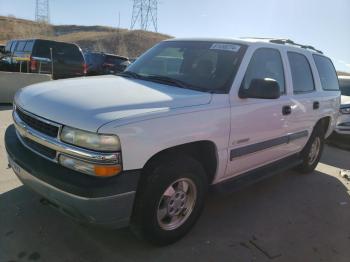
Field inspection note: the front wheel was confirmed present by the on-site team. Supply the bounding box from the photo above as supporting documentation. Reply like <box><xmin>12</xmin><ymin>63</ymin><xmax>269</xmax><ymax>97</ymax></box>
<box><xmin>296</xmin><ymin>127</ymin><xmax>324</xmax><ymax>173</ymax></box>
<box><xmin>130</xmin><ymin>155</ymin><xmax>208</xmax><ymax>245</ymax></box>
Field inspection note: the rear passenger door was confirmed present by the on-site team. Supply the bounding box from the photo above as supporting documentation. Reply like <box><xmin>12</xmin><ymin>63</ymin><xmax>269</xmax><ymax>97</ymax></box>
<box><xmin>285</xmin><ymin>51</ymin><xmax>317</xmax><ymax>152</ymax></box>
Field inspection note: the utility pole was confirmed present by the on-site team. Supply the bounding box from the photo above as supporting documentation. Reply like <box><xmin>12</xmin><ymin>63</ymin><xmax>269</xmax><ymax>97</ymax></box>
<box><xmin>35</xmin><ymin>0</ymin><xmax>50</xmax><ymax>23</ymax></box>
<box><xmin>130</xmin><ymin>0</ymin><xmax>158</xmax><ymax>32</ymax></box>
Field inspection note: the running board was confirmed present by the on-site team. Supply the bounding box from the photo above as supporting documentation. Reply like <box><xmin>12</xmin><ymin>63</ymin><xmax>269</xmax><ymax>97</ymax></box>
<box><xmin>211</xmin><ymin>154</ymin><xmax>302</xmax><ymax>194</ymax></box>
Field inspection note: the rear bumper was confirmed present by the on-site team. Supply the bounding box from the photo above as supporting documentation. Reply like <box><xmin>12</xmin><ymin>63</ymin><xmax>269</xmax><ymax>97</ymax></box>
<box><xmin>5</xmin><ymin>125</ymin><xmax>140</xmax><ymax>228</ymax></box>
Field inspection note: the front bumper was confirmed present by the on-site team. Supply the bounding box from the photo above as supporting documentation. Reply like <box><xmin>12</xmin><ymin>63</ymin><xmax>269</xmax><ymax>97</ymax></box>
<box><xmin>5</xmin><ymin>125</ymin><xmax>140</xmax><ymax>228</ymax></box>
<box><xmin>334</xmin><ymin>113</ymin><xmax>350</xmax><ymax>135</ymax></box>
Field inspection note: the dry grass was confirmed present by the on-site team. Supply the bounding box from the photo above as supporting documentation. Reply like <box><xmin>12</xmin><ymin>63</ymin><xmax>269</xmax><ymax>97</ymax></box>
<box><xmin>0</xmin><ymin>16</ymin><xmax>171</xmax><ymax>57</ymax></box>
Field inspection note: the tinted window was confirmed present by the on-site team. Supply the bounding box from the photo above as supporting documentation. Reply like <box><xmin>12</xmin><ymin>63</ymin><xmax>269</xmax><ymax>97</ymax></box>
<box><xmin>24</xmin><ymin>41</ymin><xmax>34</xmax><ymax>52</ymax></box>
<box><xmin>15</xmin><ymin>41</ymin><xmax>26</xmax><ymax>52</ymax></box>
<box><xmin>339</xmin><ymin>78</ymin><xmax>350</xmax><ymax>96</ymax></box>
<box><xmin>5</xmin><ymin>41</ymin><xmax>12</xmax><ymax>52</ymax></box>
<box><xmin>242</xmin><ymin>48</ymin><xmax>285</xmax><ymax>93</ymax></box>
<box><xmin>33</xmin><ymin>41</ymin><xmax>83</xmax><ymax>62</ymax></box>
<box><xmin>288</xmin><ymin>52</ymin><xmax>315</xmax><ymax>93</ymax></box>
<box><xmin>58</xmin><ymin>44</ymin><xmax>83</xmax><ymax>62</ymax></box>
<box><xmin>33</xmin><ymin>41</ymin><xmax>51</xmax><ymax>57</ymax></box>
<box><xmin>313</xmin><ymin>55</ymin><xmax>339</xmax><ymax>91</ymax></box>
<box><xmin>10</xmin><ymin>41</ymin><xmax>17</xmax><ymax>53</ymax></box>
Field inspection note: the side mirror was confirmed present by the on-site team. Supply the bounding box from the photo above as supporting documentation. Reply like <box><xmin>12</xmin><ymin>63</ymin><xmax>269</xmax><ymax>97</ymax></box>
<box><xmin>239</xmin><ymin>78</ymin><xmax>280</xmax><ymax>99</ymax></box>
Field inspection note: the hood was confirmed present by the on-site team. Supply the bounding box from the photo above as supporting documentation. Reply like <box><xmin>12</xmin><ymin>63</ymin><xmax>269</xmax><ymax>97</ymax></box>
<box><xmin>341</xmin><ymin>95</ymin><xmax>350</xmax><ymax>106</ymax></box>
<box><xmin>15</xmin><ymin>75</ymin><xmax>212</xmax><ymax>132</ymax></box>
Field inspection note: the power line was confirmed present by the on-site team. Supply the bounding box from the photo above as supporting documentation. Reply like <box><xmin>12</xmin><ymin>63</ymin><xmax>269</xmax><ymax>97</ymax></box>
<box><xmin>35</xmin><ymin>0</ymin><xmax>50</xmax><ymax>23</ymax></box>
<box><xmin>130</xmin><ymin>0</ymin><xmax>158</xmax><ymax>32</ymax></box>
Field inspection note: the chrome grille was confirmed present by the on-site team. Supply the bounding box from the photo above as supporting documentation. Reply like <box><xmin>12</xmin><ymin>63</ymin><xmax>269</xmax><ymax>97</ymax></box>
<box><xmin>16</xmin><ymin>108</ymin><xmax>59</xmax><ymax>138</ymax></box>
<box><xmin>22</xmin><ymin>136</ymin><xmax>57</xmax><ymax>160</ymax></box>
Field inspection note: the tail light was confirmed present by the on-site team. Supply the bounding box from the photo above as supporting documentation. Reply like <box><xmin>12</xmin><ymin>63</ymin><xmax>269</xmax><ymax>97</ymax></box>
<box><xmin>30</xmin><ymin>56</ymin><xmax>37</xmax><ymax>71</ymax></box>
<box><xmin>83</xmin><ymin>63</ymin><xmax>88</xmax><ymax>75</ymax></box>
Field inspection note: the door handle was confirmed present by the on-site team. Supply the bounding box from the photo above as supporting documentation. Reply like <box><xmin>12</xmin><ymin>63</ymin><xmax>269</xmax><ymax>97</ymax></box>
<box><xmin>313</xmin><ymin>101</ymin><xmax>320</xmax><ymax>110</ymax></box>
<box><xmin>282</xmin><ymin>105</ymin><xmax>292</xmax><ymax>115</ymax></box>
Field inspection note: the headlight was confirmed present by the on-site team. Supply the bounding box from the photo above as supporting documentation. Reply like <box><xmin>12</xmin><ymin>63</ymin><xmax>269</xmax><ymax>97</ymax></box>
<box><xmin>340</xmin><ymin>107</ymin><xmax>350</xmax><ymax>114</ymax></box>
<box><xmin>60</xmin><ymin>126</ymin><xmax>121</xmax><ymax>152</ymax></box>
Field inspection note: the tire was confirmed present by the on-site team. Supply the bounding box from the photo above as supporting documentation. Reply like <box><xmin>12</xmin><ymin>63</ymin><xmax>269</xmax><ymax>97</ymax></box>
<box><xmin>130</xmin><ymin>154</ymin><xmax>208</xmax><ymax>245</ymax></box>
<box><xmin>296</xmin><ymin>125</ymin><xmax>325</xmax><ymax>174</ymax></box>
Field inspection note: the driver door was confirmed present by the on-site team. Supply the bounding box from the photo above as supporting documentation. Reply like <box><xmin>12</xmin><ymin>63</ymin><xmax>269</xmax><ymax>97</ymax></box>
<box><xmin>225</xmin><ymin>47</ymin><xmax>293</xmax><ymax>178</ymax></box>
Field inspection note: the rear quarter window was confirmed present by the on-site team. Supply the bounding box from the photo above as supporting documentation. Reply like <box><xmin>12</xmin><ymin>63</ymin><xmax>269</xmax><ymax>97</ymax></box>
<box><xmin>313</xmin><ymin>55</ymin><xmax>339</xmax><ymax>91</ymax></box>
<box><xmin>288</xmin><ymin>52</ymin><xmax>315</xmax><ymax>93</ymax></box>
<box><xmin>59</xmin><ymin>44</ymin><xmax>84</xmax><ymax>62</ymax></box>
<box><xmin>32</xmin><ymin>40</ymin><xmax>51</xmax><ymax>57</ymax></box>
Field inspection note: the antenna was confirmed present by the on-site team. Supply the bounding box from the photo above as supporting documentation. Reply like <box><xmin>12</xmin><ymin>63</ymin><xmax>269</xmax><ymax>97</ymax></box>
<box><xmin>35</xmin><ymin>0</ymin><xmax>50</xmax><ymax>23</ymax></box>
<box><xmin>130</xmin><ymin>0</ymin><xmax>158</xmax><ymax>32</ymax></box>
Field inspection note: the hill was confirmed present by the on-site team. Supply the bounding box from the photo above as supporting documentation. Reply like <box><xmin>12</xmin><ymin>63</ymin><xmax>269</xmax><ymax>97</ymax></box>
<box><xmin>0</xmin><ymin>16</ymin><xmax>171</xmax><ymax>58</ymax></box>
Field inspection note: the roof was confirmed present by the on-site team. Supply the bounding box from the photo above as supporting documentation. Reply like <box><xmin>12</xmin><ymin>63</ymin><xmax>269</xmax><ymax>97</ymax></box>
<box><xmin>6</xmin><ymin>38</ymin><xmax>78</xmax><ymax>46</ymax></box>
<box><xmin>165</xmin><ymin>37</ymin><xmax>325</xmax><ymax>55</ymax></box>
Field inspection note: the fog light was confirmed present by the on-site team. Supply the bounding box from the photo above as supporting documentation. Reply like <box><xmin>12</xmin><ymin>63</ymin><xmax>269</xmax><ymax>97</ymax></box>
<box><xmin>59</xmin><ymin>155</ymin><xmax>121</xmax><ymax>177</ymax></box>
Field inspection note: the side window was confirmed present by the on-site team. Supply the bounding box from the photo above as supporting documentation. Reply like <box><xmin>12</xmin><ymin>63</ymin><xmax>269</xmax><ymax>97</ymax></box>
<box><xmin>288</xmin><ymin>52</ymin><xmax>315</xmax><ymax>93</ymax></box>
<box><xmin>24</xmin><ymin>41</ymin><xmax>34</xmax><ymax>52</ymax></box>
<box><xmin>313</xmin><ymin>55</ymin><xmax>339</xmax><ymax>91</ymax></box>
<box><xmin>10</xmin><ymin>41</ymin><xmax>17</xmax><ymax>53</ymax></box>
<box><xmin>15</xmin><ymin>41</ymin><xmax>26</xmax><ymax>52</ymax></box>
<box><xmin>5</xmin><ymin>41</ymin><xmax>12</xmax><ymax>52</ymax></box>
<box><xmin>242</xmin><ymin>48</ymin><xmax>285</xmax><ymax>94</ymax></box>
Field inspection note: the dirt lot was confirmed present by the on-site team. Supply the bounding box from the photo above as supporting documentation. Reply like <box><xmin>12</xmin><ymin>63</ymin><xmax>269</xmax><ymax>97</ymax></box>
<box><xmin>1</xmin><ymin>104</ymin><xmax>350</xmax><ymax>262</ymax></box>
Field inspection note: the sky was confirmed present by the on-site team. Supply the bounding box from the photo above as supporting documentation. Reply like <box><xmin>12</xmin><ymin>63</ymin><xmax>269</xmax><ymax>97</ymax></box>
<box><xmin>0</xmin><ymin>0</ymin><xmax>349</xmax><ymax>72</ymax></box>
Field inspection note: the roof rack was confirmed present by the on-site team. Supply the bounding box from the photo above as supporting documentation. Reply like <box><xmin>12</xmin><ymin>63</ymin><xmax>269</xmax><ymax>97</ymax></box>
<box><xmin>269</xmin><ymin>39</ymin><xmax>323</xmax><ymax>54</ymax></box>
<box><xmin>241</xmin><ymin>37</ymin><xmax>323</xmax><ymax>54</ymax></box>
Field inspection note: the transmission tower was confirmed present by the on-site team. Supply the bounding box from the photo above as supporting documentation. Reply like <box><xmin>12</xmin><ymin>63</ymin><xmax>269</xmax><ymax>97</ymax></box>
<box><xmin>130</xmin><ymin>0</ymin><xmax>158</xmax><ymax>32</ymax></box>
<box><xmin>35</xmin><ymin>0</ymin><xmax>50</xmax><ymax>23</ymax></box>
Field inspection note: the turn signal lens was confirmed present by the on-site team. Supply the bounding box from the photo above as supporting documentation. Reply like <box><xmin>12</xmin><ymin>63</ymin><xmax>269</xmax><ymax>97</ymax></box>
<box><xmin>94</xmin><ymin>165</ymin><xmax>122</xmax><ymax>177</ymax></box>
<box><xmin>59</xmin><ymin>155</ymin><xmax>122</xmax><ymax>177</ymax></box>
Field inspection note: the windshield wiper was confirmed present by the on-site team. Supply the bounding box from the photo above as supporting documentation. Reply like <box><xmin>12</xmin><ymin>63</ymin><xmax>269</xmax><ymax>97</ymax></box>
<box><xmin>144</xmin><ymin>75</ymin><xmax>204</xmax><ymax>91</ymax></box>
<box><xmin>117</xmin><ymin>71</ymin><xmax>142</xmax><ymax>79</ymax></box>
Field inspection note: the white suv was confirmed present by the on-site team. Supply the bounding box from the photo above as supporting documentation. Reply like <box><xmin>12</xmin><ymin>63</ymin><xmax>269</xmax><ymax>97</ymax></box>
<box><xmin>5</xmin><ymin>38</ymin><xmax>340</xmax><ymax>245</ymax></box>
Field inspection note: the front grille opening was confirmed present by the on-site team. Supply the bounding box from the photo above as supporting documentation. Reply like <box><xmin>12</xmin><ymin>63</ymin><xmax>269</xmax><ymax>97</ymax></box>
<box><xmin>23</xmin><ymin>137</ymin><xmax>57</xmax><ymax>160</ymax></box>
<box><xmin>16</xmin><ymin>109</ymin><xmax>59</xmax><ymax>138</ymax></box>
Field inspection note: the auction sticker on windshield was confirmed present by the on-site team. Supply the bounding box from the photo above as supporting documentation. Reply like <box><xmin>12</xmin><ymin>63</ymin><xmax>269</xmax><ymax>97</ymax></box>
<box><xmin>210</xmin><ymin>43</ymin><xmax>241</xmax><ymax>52</ymax></box>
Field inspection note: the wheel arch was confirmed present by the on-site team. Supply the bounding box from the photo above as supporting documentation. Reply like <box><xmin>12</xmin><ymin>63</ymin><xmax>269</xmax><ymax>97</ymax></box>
<box><xmin>315</xmin><ymin>116</ymin><xmax>332</xmax><ymax>138</ymax></box>
<box><xmin>140</xmin><ymin>140</ymin><xmax>219</xmax><ymax>185</ymax></box>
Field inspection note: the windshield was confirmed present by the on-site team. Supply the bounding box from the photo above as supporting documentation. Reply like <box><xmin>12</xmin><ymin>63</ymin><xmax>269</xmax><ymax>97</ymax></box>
<box><xmin>339</xmin><ymin>78</ymin><xmax>350</xmax><ymax>96</ymax></box>
<box><xmin>125</xmin><ymin>41</ymin><xmax>246</xmax><ymax>93</ymax></box>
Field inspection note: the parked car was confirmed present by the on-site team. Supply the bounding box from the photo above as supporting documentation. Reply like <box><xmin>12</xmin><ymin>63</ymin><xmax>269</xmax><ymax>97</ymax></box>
<box><xmin>84</xmin><ymin>51</ymin><xmax>130</xmax><ymax>76</ymax></box>
<box><xmin>0</xmin><ymin>41</ymin><xmax>16</xmax><ymax>70</ymax></box>
<box><xmin>5</xmin><ymin>38</ymin><xmax>340</xmax><ymax>245</ymax></box>
<box><xmin>333</xmin><ymin>76</ymin><xmax>350</xmax><ymax>137</ymax></box>
<box><xmin>1</xmin><ymin>39</ymin><xmax>86</xmax><ymax>79</ymax></box>
<box><xmin>0</xmin><ymin>44</ymin><xmax>5</xmax><ymax>55</ymax></box>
